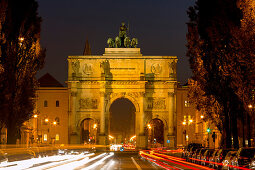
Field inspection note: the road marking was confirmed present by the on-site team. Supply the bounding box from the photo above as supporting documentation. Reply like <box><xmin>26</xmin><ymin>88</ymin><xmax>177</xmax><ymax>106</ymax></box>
<box><xmin>131</xmin><ymin>157</ymin><xmax>142</xmax><ymax>170</ymax></box>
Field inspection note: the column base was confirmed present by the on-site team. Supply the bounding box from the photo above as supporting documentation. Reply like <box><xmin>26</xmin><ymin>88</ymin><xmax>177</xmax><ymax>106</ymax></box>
<box><xmin>98</xmin><ymin>135</ymin><xmax>108</xmax><ymax>145</ymax></box>
<box><xmin>166</xmin><ymin>135</ymin><xmax>175</xmax><ymax>149</ymax></box>
<box><xmin>136</xmin><ymin>135</ymin><xmax>148</xmax><ymax>149</ymax></box>
<box><xmin>69</xmin><ymin>132</ymin><xmax>80</xmax><ymax>144</ymax></box>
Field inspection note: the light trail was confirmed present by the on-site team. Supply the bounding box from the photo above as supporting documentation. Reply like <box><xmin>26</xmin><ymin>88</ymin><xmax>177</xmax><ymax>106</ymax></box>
<box><xmin>151</xmin><ymin>151</ymin><xmax>213</xmax><ymax>170</ymax></box>
<box><xmin>81</xmin><ymin>152</ymin><xmax>114</xmax><ymax>170</ymax></box>
<box><xmin>0</xmin><ymin>154</ymin><xmax>84</xmax><ymax>169</ymax></box>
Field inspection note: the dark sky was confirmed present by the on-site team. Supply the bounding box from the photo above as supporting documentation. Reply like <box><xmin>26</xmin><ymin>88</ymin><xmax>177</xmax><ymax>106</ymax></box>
<box><xmin>37</xmin><ymin>0</ymin><xmax>195</xmax><ymax>85</ymax></box>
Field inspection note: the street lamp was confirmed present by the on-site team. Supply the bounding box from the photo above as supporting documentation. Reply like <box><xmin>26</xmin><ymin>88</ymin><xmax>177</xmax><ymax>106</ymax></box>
<box><xmin>93</xmin><ymin>124</ymin><xmax>97</xmax><ymax>144</ymax></box>
<box><xmin>248</xmin><ymin>104</ymin><xmax>253</xmax><ymax>109</ymax></box>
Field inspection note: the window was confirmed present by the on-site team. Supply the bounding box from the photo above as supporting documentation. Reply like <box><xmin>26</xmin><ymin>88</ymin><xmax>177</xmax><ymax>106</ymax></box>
<box><xmin>44</xmin><ymin>100</ymin><xmax>48</xmax><ymax>107</ymax></box>
<box><xmin>44</xmin><ymin>134</ymin><xmax>47</xmax><ymax>141</ymax></box>
<box><xmin>55</xmin><ymin>117</ymin><xmax>60</xmax><ymax>125</ymax></box>
<box><xmin>55</xmin><ymin>134</ymin><xmax>59</xmax><ymax>141</ymax></box>
<box><xmin>56</xmin><ymin>100</ymin><xmax>59</xmax><ymax>107</ymax></box>
<box><xmin>184</xmin><ymin>100</ymin><xmax>190</xmax><ymax>107</ymax></box>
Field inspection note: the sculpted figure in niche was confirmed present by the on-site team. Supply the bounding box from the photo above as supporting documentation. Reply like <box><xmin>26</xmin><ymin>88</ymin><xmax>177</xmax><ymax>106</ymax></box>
<box><xmin>71</xmin><ymin>60</ymin><xmax>80</xmax><ymax>76</ymax></box>
<box><xmin>169</xmin><ymin>61</ymin><xmax>177</xmax><ymax>74</ymax></box>
<box><xmin>100</xmin><ymin>60</ymin><xmax>111</xmax><ymax>74</ymax></box>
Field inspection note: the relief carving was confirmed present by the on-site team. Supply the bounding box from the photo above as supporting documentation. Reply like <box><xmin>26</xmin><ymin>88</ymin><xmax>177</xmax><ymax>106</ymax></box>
<box><xmin>71</xmin><ymin>60</ymin><xmax>80</xmax><ymax>74</ymax></box>
<box><xmin>79</xmin><ymin>98</ymin><xmax>98</xmax><ymax>109</ymax></box>
<box><xmin>151</xmin><ymin>63</ymin><xmax>162</xmax><ymax>74</ymax></box>
<box><xmin>147</xmin><ymin>97</ymin><xmax>166</xmax><ymax>110</ymax></box>
<box><xmin>83</xmin><ymin>63</ymin><xmax>93</xmax><ymax>75</ymax></box>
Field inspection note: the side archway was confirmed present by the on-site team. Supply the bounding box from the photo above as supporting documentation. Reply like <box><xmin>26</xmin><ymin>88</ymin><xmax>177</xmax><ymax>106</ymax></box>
<box><xmin>146</xmin><ymin>118</ymin><xmax>164</xmax><ymax>148</ymax></box>
<box><xmin>80</xmin><ymin>118</ymin><xmax>97</xmax><ymax>144</ymax></box>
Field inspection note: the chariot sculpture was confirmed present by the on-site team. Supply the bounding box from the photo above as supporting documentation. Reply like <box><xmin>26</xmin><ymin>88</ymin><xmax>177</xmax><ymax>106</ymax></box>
<box><xmin>107</xmin><ymin>22</ymin><xmax>138</xmax><ymax>48</ymax></box>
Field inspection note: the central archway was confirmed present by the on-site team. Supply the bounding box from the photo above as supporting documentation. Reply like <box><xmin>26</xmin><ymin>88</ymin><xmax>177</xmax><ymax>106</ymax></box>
<box><xmin>109</xmin><ymin>98</ymin><xmax>136</xmax><ymax>145</ymax></box>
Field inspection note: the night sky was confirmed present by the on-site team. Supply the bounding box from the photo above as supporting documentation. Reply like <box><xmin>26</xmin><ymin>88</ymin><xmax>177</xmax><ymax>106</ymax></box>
<box><xmin>37</xmin><ymin>0</ymin><xmax>195</xmax><ymax>85</ymax></box>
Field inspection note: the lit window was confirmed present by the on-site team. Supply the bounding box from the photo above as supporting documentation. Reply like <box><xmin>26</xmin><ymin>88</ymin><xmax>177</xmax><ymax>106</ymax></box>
<box><xmin>44</xmin><ymin>100</ymin><xmax>48</xmax><ymax>107</ymax></box>
<box><xmin>56</xmin><ymin>134</ymin><xmax>59</xmax><ymax>141</ymax></box>
<box><xmin>56</xmin><ymin>100</ymin><xmax>59</xmax><ymax>107</ymax></box>
<box><xmin>55</xmin><ymin>117</ymin><xmax>60</xmax><ymax>125</ymax></box>
<box><xmin>44</xmin><ymin>134</ymin><xmax>47</xmax><ymax>141</ymax></box>
<box><xmin>184</xmin><ymin>100</ymin><xmax>190</xmax><ymax>107</ymax></box>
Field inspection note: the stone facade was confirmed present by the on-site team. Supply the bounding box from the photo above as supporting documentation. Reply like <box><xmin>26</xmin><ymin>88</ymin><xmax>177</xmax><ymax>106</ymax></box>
<box><xmin>67</xmin><ymin>48</ymin><xmax>178</xmax><ymax>148</ymax></box>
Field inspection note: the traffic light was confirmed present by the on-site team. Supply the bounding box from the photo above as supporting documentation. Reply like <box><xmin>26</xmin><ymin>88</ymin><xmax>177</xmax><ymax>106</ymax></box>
<box><xmin>207</xmin><ymin>128</ymin><xmax>211</xmax><ymax>133</ymax></box>
<box><xmin>212</xmin><ymin>132</ymin><xmax>216</xmax><ymax>142</ymax></box>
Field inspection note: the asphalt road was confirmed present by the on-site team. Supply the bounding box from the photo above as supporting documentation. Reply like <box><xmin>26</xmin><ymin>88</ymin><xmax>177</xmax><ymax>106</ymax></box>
<box><xmin>0</xmin><ymin>150</ymin><xmax>216</xmax><ymax>169</ymax></box>
<box><xmin>82</xmin><ymin>152</ymin><xmax>164</xmax><ymax>170</ymax></box>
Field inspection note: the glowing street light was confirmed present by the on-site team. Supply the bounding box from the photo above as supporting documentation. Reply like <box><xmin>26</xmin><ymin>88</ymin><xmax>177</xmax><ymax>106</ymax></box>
<box><xmin>147</xmin><ymin>124</ymin><xmax>152</xmax><ymax>129</ymax></box>
<box><xmin>33</xmin><ymin>114</ymin><xmax>38</xmax><ymax>118</ymax></box>
<box><xmin>109</xmin><ymin>135</ymin><xmax>114</xmax><ymax>140</ymax></box>
<box><xmin>248</xmin><ymin>104</ymin><xmax>253</xmax><ymax>109</ymax></box>
<box><xmin>93</xmin><ymin>124</ymin><xmax>97</xmax><ymax>129</ymax></box>
<box><xmin>19</xmin><ymin>37</ymin><xmax>24</xmax><ymax>42</ymax></box>
<box><xmin>53</xmin><ymin>121</ymin><xmax>57</xmax><ymax>125</ymax></box>
<box><xmin>182</xmin><ymin>121</ymin><xmax>186</xmax><ymax>125</ymax></box>
<box><xmin>44</xmin><ymin>118</ymin><xmax>49</xmax><ymax>123</ymax></box>
<box><xmin>189</xmin><ymin>119</ymin><xmax>193</xmax><ymax>123</ymax></box>
<box><xmin>130</xmin><ymin>135</ymin><xmax>136</xmax><ymax>141</ymax></box>
<box><xmin>200</xmin><ymin>115</ymin><xmax>204</xmax><ymax>119</ymax></box>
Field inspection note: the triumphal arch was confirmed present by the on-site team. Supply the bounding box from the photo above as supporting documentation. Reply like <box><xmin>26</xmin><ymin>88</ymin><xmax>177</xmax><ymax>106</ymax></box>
<box><xmin>67</xmin><ymin>23</ymin><xmax>177</xmax><ymax>148</ymax></box>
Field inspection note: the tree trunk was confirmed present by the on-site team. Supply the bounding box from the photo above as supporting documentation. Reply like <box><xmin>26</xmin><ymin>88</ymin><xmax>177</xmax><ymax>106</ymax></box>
<box><xmin>247</xmin><ymin>114</ymin><xmax>251</xmax><ymax>147</ymax></box>
<box><xmin>224</xmin><ymin>109</ymin><xmax>232</xmax><ymax>148</ymax></box>
<box><xmin>7</xmin><ymin>120</ymin><xmax>19</xmax><ymax>144</ymax></box>
<box><xmin>232</xmin><ymin>112</ymin><xmax>239</xmax><ymax>149</ymax></box>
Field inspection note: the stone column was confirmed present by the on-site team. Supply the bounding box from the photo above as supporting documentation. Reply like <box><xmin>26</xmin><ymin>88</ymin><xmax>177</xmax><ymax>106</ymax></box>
<box><xmin>69</xmin><ymin>89</ymin><xmax>78</xmax><ymax>144</ymax></box>
<box><xmin>98</xmin><ymin>92</ymin><xmax>108</xmax><ymax>145</ymax></box>
<box><xmin>136</xmin><ymin>92</ymin><xmax>147</xmax><ymax>149</ymax></box>
<box><xmin>167</xmin><ymin>91</ymin><xmax>176</xmax><ymax>148</ymax></box>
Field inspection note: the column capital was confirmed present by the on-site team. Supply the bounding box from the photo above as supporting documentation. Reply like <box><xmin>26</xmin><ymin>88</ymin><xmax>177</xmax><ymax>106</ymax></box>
<box><xmin>168</xmin><ymin>92</ymin><xmax>176</xmax><ymax>97</ymax></box>
<box><xmin>71</xmin><ymin>91</ymin><xmax>77</xmax><ymax>97</ymax></box>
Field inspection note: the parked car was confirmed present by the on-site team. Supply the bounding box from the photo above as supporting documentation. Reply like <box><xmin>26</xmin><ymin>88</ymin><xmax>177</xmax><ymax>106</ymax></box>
<box><xmin>181</xmin><ymin>146</ymin><xmax>188</xmax><ymax>159</ymax></box>
<box><xmin>231</xmin><ymin>147</ymin><xmax>255</xmax><ymax>169</ymax></box>
<box><xmin>187</xmin><ymin>147</ymin><xmax>199</xmax><ymax>162</ymax></box>
<box><xmin>201</xmin><ymin>149</ymin><xmax>214</xmax><ymax>166</ymax></box>
<box><xmin>182</xmin><ymin>143</ymin><xmax>203</xmax><ymax>161</ymax></box>
<box><xmin>191</xmin><ymin>148</ymin><xmax>203</xmax><ymax>163</ymax></box>
<box><xmin>197</xmin><ymin>148</ymin><xmax>207</xmax><ymax>165</ymax></box>
<box><xmin>249</xmin><ymin>155</ymin><xmax>255</xmax><ymax>169</ymax></box>
<box><xmin>222</xmin><ymin>151</ymin><xmax>237</xmax><ymax>170</ymax></box>
<box><xmin>209</xmin><ymin>149</ymin><xmax>219</xmax><ymax>168</ymax></box>
<box><xmin>215</xmin><ymin>149</ymin><xmax>236</xmax><ymax>169</ymax></box>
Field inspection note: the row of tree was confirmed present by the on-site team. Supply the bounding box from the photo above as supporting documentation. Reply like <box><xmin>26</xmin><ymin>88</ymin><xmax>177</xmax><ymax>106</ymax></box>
<box><xmin>187</xmin><ymin>0</ymin><xmax>255</xmax><ymax>148</ymax></box>
<box><xmin>0</xmin><ymin>0</ymin><xmax>45</xmax><ymax>144</ymax></box>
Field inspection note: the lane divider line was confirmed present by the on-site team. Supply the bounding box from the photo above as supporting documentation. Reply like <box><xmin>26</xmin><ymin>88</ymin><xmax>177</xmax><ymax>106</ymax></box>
<box><xmin>131</xmin><ymin>157</ymin><xmax>142</xmax><ymax>170</ymax></box>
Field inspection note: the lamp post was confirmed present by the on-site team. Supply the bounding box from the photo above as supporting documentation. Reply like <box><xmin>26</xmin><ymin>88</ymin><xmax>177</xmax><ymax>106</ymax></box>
<box><xmin>182</xmin><ymin>118</ymin><xmax>193</xmax><ymax>146</ymax></box>
<box><xmin>33</xmin><ymin>114</ymin><xmax>38</xmax><ymax>144</ymax></box>
<box><xmin>248</xmin><ymin>104</ymin><xmax>253</xmax><ymax>147</ymax></box>
<box><xmin>93</xmin><ymin>123</ymin><xmax>97</xmax><ymax>144</ymax></box>
<box><xmin>147</xmin><ymin>124</ymin><xmax>152</xmax><ymax>147</ymax></box>
<box><xmin>200</xmin><ymin>115</ymin><xmax>204</xmax><ymax>146</ymax></box>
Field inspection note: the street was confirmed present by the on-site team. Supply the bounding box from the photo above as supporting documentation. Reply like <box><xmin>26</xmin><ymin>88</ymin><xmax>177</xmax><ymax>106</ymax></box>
<box><xmin>0</xmin><ymin>149</ymin><xmax>219</xmax><ymax>170</ymax></box>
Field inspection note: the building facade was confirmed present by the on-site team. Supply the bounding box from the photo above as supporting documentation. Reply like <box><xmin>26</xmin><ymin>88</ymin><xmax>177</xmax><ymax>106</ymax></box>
<box><xmin>67</xmin><ymin>48</ymin><xmax>178</xmax><ymax>148</ymax></box>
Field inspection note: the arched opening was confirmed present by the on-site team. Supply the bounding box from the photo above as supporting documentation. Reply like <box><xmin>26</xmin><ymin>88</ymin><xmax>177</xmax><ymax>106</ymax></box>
<box><xmin>146</xmin><ymin>118</ymin><xmax>164</xmax><ymax>148</ymax></box>
<box><xmin>80</xmin><ymin>118</ymin><xmax>97</xmax><ymax>144</ymax></box>
<box><xmin>109</xmin><ymin>98</ymin><xmax>136</xmax><ymax>145</ymax></box>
